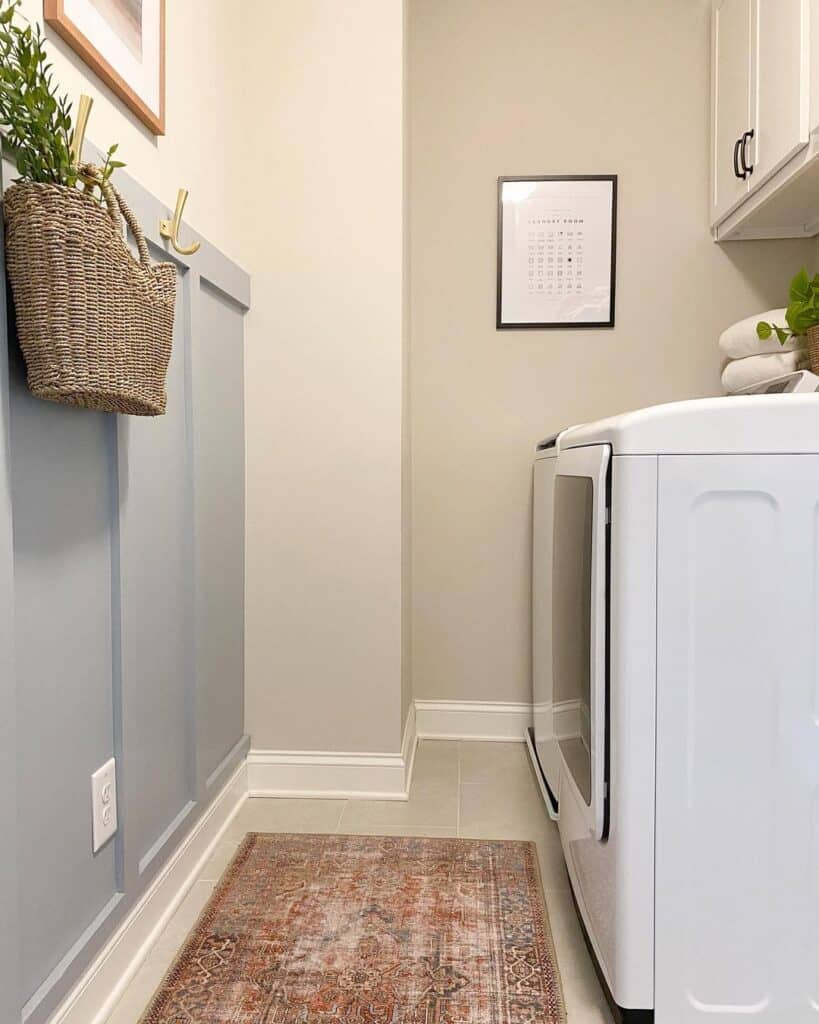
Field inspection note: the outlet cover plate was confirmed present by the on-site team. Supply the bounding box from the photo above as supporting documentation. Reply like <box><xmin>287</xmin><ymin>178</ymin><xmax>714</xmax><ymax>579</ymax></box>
<box><xmin>91</xmin><ymin>757</ymin><xmax>117</xmax><ymax>853</ymax></box>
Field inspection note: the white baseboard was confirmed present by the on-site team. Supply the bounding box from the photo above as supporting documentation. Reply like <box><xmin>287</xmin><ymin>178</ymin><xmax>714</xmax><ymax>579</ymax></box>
<box><xmin>247</xmin><ymin>699</ymin><xmax>531</xmax><ymax>800</ymax></box>
<box><xmin>248</xmin><ymin>702</ymin><xmax>418</xmax><ymax>801</ymax></box>
<box><xmin>49</xmin><ymin>761</ymin><xmax>248</xmax><ymax>1024</ymax></box>
<box><xmin>415</xmin><ymin>699</ymin><xmax>532</xmax><ymax>741</ymax></box>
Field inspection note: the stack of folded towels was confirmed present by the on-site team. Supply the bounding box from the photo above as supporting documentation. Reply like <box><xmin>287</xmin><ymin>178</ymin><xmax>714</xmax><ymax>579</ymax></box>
<box><xmin>720</xmin><ymin>309</ymin><xmax>809</xmax><ymax>393</ymax></box>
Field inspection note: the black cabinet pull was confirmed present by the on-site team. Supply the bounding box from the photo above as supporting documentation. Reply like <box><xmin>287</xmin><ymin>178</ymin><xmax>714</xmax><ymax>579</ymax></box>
<box><xmin>740</xmin><ymin>129</ymin><xmax>754</xmax><ymax>175</ymax></box>
<box><xmin>733</xmin><ymin>137</ymin><xmax>747</xmax><ymax>180</ymax></box>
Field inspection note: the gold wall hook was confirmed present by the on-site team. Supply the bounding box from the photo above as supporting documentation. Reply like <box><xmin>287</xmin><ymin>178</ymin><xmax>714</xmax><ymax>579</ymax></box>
<box><xmin>159</xmin><ymin>188</ymin><xmax>201</xmax><ymax>256</ymax></box>
<box><xmin>70</xmin><ymin>94</ymin><xmax>93</xmax><ymax>170</ymax></box>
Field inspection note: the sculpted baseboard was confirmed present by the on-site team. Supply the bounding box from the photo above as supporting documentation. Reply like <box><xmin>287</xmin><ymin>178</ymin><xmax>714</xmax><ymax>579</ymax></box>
<box><xmin>247</xmin><ymin>699</ymin><xmax>533</xmax><ymax>800</ymax></box>
<box><xmin>247</xmin><ymin>702</ymin><xmax>419</xmax><ymax>801</ymax></box>
<box><xmin>414</xmin><ymin>699</ymin><xmax>532</xmax><ymax>741</ymax></box>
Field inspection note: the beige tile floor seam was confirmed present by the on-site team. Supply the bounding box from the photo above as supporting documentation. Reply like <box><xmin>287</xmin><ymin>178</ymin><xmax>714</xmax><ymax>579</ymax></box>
<box><xmin>456</xmin><ymin>740</ymin><xmax>461</xmax><ymax>834</ymax></box>
<box><xmin>104</xmin><ymin>740</ymin><xmax>614</xmax><ymax>1023</ymax></box>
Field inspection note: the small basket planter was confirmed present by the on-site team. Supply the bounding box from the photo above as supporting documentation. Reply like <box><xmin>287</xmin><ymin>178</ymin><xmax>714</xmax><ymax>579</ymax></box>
<box><xmin>806</xmin><ymin>325</ymin><xmax>819</xmax><ymax>377</ymax></box>
<box><xmin>3</xmin><ymin>164</ymin><xmax>176</xmax><ymax>416</ymax></box>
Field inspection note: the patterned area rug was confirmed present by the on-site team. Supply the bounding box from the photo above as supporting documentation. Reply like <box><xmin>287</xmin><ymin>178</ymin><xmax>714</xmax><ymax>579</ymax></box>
<box><xmin>140</xmin><ymin>833</ymin><xmax>566</xmax><ymax>1023</ymax></box>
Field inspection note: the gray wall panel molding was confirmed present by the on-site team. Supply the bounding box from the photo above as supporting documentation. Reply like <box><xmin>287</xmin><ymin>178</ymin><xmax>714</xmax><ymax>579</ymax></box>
<box><xmin>1</xmin><ymin>147</ymin><xmax>249</xmax><ymax>1023</ymax></box>
<box><xmin>192</xmin><ymin>278</ymin><xmax>247</xmax><ymax>796</ymax></box>
<box><xmin>205</xmin><ymin>734</ymin><xmax>251</xmax><ymax>793</ymax></box>
<box><xmin>20</xmin><ymin>893</ymin><xmax>123</xmax><ymax>1024</ymax></box>
<box><xmin>12</xmin><ymin>379</ymin><xmax>118</xmax><ymax>1005</ymax></box>
<box><xmin>118</xmin><ymin>260</ymin><xmax>195</xmax><ymax>891</ymax></box>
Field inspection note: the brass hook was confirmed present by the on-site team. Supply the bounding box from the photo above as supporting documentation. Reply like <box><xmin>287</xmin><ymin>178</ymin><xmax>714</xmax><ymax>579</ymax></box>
<box><xmin>159</xmin><ymin>189</ymin><xmax>201</xmax><ymax>256</ymax></box>
<box><xmin>70</xmin><ymin>94</ymin><xmax>93</xmax><ymax>171</ymax></box>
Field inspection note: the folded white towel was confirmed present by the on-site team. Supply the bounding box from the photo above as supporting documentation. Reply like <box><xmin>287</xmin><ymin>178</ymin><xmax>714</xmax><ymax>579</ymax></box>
<box><xmin>721</xmin><ymin>350</ymin><xmax>809</xmax><ymax>393</ymax></box>
<box><xmin>719</xmin><ymin>309</ymin><xmax>801</xmax><ymax>358</ymax></box>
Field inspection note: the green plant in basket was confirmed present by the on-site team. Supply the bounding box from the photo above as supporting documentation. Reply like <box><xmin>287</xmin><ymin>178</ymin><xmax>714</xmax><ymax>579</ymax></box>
<box><xmin>757</xmin><ymin>267</ymin><xmax>819</xmax><ymax>345</ymax></box>
<box><xmin>0</xmin><ymin>1</ymin><xmax>175</xmax><ymax>419</ymax></box>
<box><xmin>0</xmin><ymin>0</ymin><xmax>124</xmax><ymax>194</ymax></box>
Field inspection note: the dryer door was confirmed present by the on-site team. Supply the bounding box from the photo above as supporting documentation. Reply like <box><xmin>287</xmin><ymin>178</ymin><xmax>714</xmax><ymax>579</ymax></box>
<box><xmin>552</xmin><ymin>443</ymin><xmax>610</xmax><ymax>840</ymax></box>
<box><xmin>533</xmin><ymin>450</ymin><xmax>561</xmax><ymax>809</ymax></box>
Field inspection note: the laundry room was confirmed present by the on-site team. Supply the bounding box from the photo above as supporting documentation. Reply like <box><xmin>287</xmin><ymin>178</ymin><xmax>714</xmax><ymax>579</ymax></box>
<box><xmin>0</xmin><ymin>2</ymin><xmax>817</xmax><ymax>1024</ymax></box>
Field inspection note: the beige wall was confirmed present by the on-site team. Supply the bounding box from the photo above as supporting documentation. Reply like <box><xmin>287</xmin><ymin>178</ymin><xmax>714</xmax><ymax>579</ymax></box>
<box><xmin>409</xmin><ymin>0</ymin><xmax>814</xmax><ymax>705</ymax></box>
<box><xmin>16</xmin><ymin>1</ymin><xmax>250</xmax><ymax>266</ymax></box>
<box><xmin>16</xmin><ymin>0</ymin><xmax>411</xmax><ymax>758</ymax></box>
<box><xmin>243</xmin><ymin>0</ymin><xmax>409</xmax><ymax>754</ymax></box>
<box><xmin>21</xmin><ymin>0</ymin><xmax>813</xmax><ymax>749</ymax></box>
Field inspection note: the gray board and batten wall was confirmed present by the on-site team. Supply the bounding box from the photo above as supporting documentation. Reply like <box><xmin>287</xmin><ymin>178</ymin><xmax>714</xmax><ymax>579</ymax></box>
<box><xmin>0</xmin><ymin>143</ymin><xmax>250</xmax><ymax>1024</ymax></box>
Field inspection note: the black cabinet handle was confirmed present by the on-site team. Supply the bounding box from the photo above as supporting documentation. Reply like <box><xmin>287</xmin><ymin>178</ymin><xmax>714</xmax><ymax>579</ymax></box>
<box><xmin>733</xmin><ymin>137</ymin><xmax>747</xmax><ymax>180</ymax></box>
<box><xmin>740</xmin><ymin>129</ymin><xmax>754</xmax><ymax>175</ymax></box>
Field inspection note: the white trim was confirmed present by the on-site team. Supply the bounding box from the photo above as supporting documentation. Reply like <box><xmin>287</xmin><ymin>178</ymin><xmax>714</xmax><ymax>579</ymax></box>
<box><xmin>402</xmin><ymin>699</ymin><xmax>418</xmax><ymax>792</ymax></box>
<box><xmin>47</xmin><ymin>761</ymin><xmax>248</xmax><ymax>1024</ymax></box>
<box><xmin>246</xmin><ymin>752</ymin><xmax>407</xmax><ymax>801</ymax></box>
<box><xmin>248</xmin><ymin>706</ymin><xmax>418</xmax><ymax>801</ymax></box>
<box><xmin>246</xmin><ymin>698</ymin><xmax>537</xmax><ymax>799</ymax></box>
<box><xmin>414</xmin><ymin>699</ymin><xmax>532</xmax><ymax>741</ymax></box>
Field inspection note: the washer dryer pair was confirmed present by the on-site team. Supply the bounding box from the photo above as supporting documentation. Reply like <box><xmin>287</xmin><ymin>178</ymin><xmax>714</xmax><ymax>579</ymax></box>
<box><xmin>528</xmin><ymin>396</ymin><xmax>819</xmax><ymax>1024</ymax></box>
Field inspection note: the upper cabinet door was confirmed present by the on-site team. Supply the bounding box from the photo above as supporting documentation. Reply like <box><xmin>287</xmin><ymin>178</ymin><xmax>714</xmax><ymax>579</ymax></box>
<box><xmin>712</xmin><ymin>0</ymin><xmax>753</xmax><ymax>227</ymax></box>
<box><xmin>753</xmin><ymin>0</ymin><xmax>810</xmax><ymax>185</ymax></box>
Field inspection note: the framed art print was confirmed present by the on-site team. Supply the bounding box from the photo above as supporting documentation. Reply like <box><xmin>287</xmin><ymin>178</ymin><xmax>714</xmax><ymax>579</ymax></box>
<box><xmin>497</xmin><ymin>175</ymin><xmax>617</xmax><ymax>329</ymax></box>
<box><xmin>44</xmin><ymin>0</ymin><xmax>165</xmax><ymax>135</ymax></box>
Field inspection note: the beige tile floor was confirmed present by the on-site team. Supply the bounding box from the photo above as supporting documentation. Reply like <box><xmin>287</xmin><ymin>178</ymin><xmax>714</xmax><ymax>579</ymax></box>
<box><xmin>105</xmin><ymin>740</ymin><xmax>613</xmax><ymax>1022</ymax></box>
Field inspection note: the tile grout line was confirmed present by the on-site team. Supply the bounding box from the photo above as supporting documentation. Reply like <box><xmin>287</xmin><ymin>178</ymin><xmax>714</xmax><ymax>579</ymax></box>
<box><xmin>335</xmin><ymin>801</ymin><xmax>347</xmax><ymax>834</ymax></box>
<box><xmin>456</xmin><ymin>742</ymin><xmax>461</xmax><ymax>837</ymax></box>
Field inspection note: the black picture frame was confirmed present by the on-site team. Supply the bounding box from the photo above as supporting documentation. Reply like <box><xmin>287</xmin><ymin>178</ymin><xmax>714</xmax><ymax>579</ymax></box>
<box><xmin>496</xmin><ymin>174</ymin><xmax>618</xmax><ymax>330</ymax></box>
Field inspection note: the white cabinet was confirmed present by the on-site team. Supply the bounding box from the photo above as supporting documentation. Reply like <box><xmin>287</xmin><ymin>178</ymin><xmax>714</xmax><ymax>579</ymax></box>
<box><xmin>754</xmin><ymin>0</ymin><xmax>809</xmax><ymax>183</ymax></box>
<box><xmin>711</xmin><ymin>0</ymin><xmax>812</xmax><ymax>238</ymax></box>
<box><xmin>712</xmin><ymin>0</ymin><xmax>753</xmax><ymax>225</ymax></box>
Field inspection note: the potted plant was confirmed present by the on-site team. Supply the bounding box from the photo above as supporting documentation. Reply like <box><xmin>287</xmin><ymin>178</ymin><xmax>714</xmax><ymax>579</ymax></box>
<box><xmin>0</xmin><ymin>0</ymin><xmax>176</xmax><ymax>415</ymax></box>
<box><xmin>757</xmin><ymin>267</ymin><xmax>819</xmax><ymax>375</ymax></box>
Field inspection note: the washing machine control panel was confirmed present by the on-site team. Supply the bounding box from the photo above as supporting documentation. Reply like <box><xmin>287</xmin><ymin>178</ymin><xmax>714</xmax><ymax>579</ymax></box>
<box><xmin>735</xmin><ymin>369</ymin><xmax>819</xmax><ymax>394</ymax></box>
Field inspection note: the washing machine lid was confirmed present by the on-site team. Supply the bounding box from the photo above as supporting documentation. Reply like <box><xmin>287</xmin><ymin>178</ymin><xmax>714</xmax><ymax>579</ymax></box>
<box><xmin>559</xmin><ymin>395</ymin><xmax>819</xmax><ymax>455</ymax></box>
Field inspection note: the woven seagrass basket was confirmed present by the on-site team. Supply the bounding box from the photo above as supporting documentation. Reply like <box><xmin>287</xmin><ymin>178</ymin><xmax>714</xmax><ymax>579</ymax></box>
<box><xmin>3</xmin><ymin>164</ymin><xmax>176</xmax><ymax>416</ymax></box>
<box><xmin>806</xmin><ymin>325</ymin><xmax>819</xmax><ymax>377</ymax></box>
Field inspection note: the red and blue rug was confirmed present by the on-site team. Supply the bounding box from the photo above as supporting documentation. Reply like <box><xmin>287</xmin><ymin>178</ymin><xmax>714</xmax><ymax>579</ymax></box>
<box><xmin>141</xmin><ymin>832</ymin><xmax>566</xmax><ymax>1023</ymax></box>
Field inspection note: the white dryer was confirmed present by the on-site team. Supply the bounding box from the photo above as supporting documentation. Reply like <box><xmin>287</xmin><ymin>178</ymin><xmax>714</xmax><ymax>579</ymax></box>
<box><xmin>545</xmin><ymin>396</ymin><xmax>819</xmax><ymax>1023</ymax></box>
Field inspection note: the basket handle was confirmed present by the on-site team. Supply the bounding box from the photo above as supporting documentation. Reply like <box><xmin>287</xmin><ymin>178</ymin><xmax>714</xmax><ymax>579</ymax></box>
<box><xmin>80</xmin><ymin>163</ymin><xmax>152</xmax><ymax>266</ymax></box>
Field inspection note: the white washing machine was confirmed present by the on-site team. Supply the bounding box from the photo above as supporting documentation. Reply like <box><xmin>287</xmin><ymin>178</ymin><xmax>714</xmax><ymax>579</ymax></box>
<box><xmin>535</xmin><ymin>396</ymin><xmax>819</xmax><ymax>1023</ymax></box>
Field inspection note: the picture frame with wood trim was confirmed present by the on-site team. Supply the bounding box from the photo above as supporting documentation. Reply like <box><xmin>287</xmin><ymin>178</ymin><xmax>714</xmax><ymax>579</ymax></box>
<box><xmin>44</xmin><ymin>0</ymin><xmax>165</xmax><ymax>136</ymax></box>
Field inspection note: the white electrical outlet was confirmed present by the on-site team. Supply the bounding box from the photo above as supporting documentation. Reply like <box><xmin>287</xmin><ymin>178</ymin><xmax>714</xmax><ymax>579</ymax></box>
<box><xmin>91</xmin><ymin>757</ymin><xmax>118</xmax><ymax>853</ymax></box>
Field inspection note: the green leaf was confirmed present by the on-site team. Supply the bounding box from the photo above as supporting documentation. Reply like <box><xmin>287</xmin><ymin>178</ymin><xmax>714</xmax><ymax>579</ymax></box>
<box><xmin>0</xmin><ymin>0</ymin><xmax>125</xmax><ymax>185</ymax></box>
<box><xmin>789</xmin><ymin>267</ymin><xmax>811</xmax><ymax>303</ymax></box>
<box><xmin>758</xmin><ymin>321</ymin><xmax>794</xmax><ymax>345</ymax></box>
<box><xmin>786</xmin><ymin>303</ymin><xmax>803</xmax><ymax>333</ymax></box>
